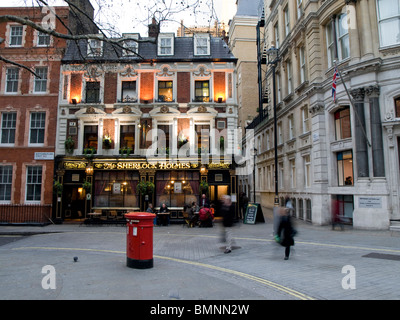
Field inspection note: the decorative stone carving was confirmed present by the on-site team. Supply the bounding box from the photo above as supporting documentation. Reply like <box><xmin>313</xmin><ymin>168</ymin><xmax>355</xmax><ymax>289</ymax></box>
<box><xmin>350</xmin><ymin>87</ymin><xmax>365</xmax><ymax>101</ymax></box>
<box><xmin>365</xmin><ymin>85</ymin><xmax>380</xmax><ymax>97</ymax></box>
<box><xmin>85</xmin><ymin>106</ymin><xmax>96</xmax><ymax>114</ymax></box>
<box><xmin>193</xmin><ymin>65</ymin><xmax>211</xmax><ymax>77</ymax></box>
<box><xmin>160</xmin><ymin>105</ymin><xmax>169</xmax><ymax>113</ymax></box>
<box><xmin>157</xmin><ymin>66</ymin><xmax>174</xmax><ymax>77</ymax></box>
<box><xmin>197</xmin><ymin>106</ymin><xmax>207</xmax><ymax>113</ymax></box>
<box><xmin>120</xmin><ymin>66</ymin><xmax>137</xmax><ymax>77</ymax></box>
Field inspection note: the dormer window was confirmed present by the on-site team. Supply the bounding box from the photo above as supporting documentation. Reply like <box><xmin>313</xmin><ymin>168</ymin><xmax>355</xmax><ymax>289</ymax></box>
<box><xmin>123</xmin><ymin>33</ymin><xmax>139</xmax><ymax>56</ymax></box>
<box><xmin>87</xmin><ymin>38</ymin><xmax>103</xmax><ymax>57</ymax></box>
<box><xmin>158</xmin><ymin>33</ymin><xmax>174</xmax><ymax>56</ymax></box>
<box><xmin>194</xmin><ymin>34</ymin><xmax>210</xmax><ymax>55</ymax></box>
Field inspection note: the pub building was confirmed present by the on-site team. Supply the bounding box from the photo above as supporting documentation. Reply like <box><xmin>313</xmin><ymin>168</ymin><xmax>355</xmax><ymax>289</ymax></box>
<box><xmin>53</xmin><ymin>22</ymin><xmax>238</xmax><ymax>223</ymax></box>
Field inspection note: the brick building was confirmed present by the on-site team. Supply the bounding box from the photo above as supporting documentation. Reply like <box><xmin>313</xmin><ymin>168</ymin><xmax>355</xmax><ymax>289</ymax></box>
<box><xmin>54</xmin><ymin>23</ymin><xmax>238</xmax><ymax>222</ymax></box>
<box><xmin>0</xmin><ymin>1</ymin><xmax>95</xmax><ymax>224</ymax></box>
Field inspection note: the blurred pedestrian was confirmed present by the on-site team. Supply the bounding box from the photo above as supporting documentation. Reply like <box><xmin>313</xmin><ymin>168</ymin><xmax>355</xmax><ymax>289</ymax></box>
<box><xmin>220</xmin><ymin>195</ymin><xmax>235</xmax><ymax>253</ymax></box>
<box><xmin>275</xmin><ymin>205</ymin><xmax>296</xmax><ymax>260</ymax></box>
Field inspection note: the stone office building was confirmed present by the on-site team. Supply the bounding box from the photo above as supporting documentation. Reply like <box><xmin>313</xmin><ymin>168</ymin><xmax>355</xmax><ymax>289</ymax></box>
<box><xmin>249</xmin><ymin>0</ymin><xmax>400</xmax><ymax>229</ymax></box>
<box><xmin>54</xmin><ymin>23</ymin><xmax>238</xmax><ymax>222</ymax></box>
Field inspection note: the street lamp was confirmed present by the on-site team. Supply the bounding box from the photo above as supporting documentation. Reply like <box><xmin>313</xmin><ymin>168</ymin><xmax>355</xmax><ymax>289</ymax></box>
<box><xmin>266</xmin><ymin>46</ymin><xmax>280</xmax><ymax>206</ymax></box>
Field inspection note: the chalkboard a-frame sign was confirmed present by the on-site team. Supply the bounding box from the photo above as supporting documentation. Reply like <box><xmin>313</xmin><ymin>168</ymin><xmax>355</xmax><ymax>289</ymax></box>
<box><xmin>244</xmin><ymin>203</ymin><xmax>265</xmax><ymax>224</ymax></box>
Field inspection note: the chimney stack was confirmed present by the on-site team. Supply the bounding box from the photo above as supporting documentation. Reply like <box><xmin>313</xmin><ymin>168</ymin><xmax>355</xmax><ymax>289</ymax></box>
<box><xmin>148</xmin><ymin>17</ymin><xmax>160</xmax><ymax>38</ymax></box>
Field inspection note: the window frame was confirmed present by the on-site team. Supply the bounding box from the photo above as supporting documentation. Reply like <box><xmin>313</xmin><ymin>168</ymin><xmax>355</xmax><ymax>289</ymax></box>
<box><xmin>0</xmin><ymin>165</ymin><xmax>13</xmax><ymax>203</ymax></box>
<box><xmin>194</xmin><ymin>80</ymin><xmax>210</xmax><ymax>102</ymax></box>
<box><xmin>29</xmin><ymin>112</ymin><xmax>46</xmax><ymax>145</ymax></box>
<box><xmin>26</xmin><ymin>165</ymin><xmax>42</xmax><ymax>203</ymax></box>
<box><xmin>85</xmin><ymin>81</ymin><xmax>101</xmax><ymax>103</ymax></box>
<box><xmin>34</xmin><ymin>67</ymin><xmax>48</xmax><ymax>93</ymax></box>
<box><xmin>1</xmin><ymin>112</ymin><xmax>17</xmax><ymax>145</ymax></box>
<box><xmin>334</xmin><ymin>106</ymin><xmax>352</xmax><ymax>140</ymax></box>
<box><xmin>157</xmin><ymin>80</ymin><xmax>173</xmax><ymax>102</ymax></box>
<box><xmin>158</xmin><ymin>34</ymin><xmax>174</xmax><ymax>56</ymax></box>
<box><xmin>194</xmin><ymin>34</ymin><xmax>210</xmax><ymax>56</ymax></box>
<box><xmin>37</xmin><ymin>31</ymin><xmax>51</xmax><ymax>47</ymax></box>
<box><xmin>376</xmin><ymin>0</ymin><xmax>400</xmax><ymax>47</ymax></box>
<box><xmin>5</xmin><ymin>68</ymin><xmax>19</xmax><ymax>94</ymax></box>
<box><xmin>9</xmin><ymin>25</ymin><xmax>23</xmax><ymax>47</ymax></box>
<box><xmin>326</xmin><ymin>14</ymin><xmax>350</xmax><ymax>68</ymax></box>
<box><xmin>337</xmin><ymin>150</ymin><xmax>354</xmax><ymax>186</ymax></box>
<box><xmin>87</xmin><ymin>38</ymin><xmax>103</xmax><ymax>57</ymax></box>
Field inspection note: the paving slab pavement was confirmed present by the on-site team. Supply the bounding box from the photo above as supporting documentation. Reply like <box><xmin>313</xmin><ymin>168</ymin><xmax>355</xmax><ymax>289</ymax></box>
<box><xmin>1</xmin><ymin>213</ymin><xmax>400</xmax><ymax>302</ymax></box>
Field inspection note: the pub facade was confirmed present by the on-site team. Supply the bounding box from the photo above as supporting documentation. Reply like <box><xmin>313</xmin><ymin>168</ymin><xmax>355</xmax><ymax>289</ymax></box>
<box><xmin>54</xmin><ymin>27</ymin><xmax>238</xmax><ymax>222</ymax></box>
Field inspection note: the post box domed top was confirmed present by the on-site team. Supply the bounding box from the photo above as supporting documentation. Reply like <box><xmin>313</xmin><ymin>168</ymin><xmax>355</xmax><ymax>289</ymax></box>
<box><xmin>125</xmin><ymin>212</ymin><xmax>156</xmax><ymax>220</ymax></box>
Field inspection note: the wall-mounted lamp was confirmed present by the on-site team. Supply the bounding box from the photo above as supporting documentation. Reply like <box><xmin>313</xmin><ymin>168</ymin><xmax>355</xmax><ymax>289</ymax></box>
<box><xmin>71</xmin><ymin>99</ymin><xmax>77</xmax><ymax>105</ymax></box>
<box><xmin>85</xmin><ymin>165</ymin><xmax>94</xmax><ymax>176</ymax></box>
<box><xmin>218</xmin><ymin>97</ymin><xmax>223</xmax><ymax>103</ymax></box>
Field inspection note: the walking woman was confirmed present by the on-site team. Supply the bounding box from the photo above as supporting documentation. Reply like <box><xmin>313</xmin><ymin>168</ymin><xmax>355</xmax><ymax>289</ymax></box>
<box><xmin>275</xmin><ymin>204</ymin><xmax>296</xmax><ymax>260</ymax></box>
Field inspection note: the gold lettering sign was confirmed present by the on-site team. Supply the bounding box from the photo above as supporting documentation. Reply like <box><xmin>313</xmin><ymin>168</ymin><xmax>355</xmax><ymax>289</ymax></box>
<box><xmin>64</xmin><ymin>161</ymin><xmax>230</xmax><ymax>171</ymax></box>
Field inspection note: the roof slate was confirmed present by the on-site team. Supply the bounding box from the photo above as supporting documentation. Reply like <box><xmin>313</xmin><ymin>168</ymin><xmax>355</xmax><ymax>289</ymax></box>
<box><xmin>62</xmin><ymin>35</ymin><xmax>237</xmax><ymax>63</ymax></box>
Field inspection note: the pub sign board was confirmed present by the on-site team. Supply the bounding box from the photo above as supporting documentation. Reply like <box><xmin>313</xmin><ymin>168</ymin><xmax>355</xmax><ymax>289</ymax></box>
<box><xmin>244</xmin><ymin>203</ymin><xmax>265</xmax><ymax>224</ymax></box>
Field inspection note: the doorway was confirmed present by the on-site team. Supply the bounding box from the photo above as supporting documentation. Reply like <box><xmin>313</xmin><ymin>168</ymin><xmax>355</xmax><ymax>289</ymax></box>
<box><xmin>63</xmin><ymin>184</ymin><xmax>86</xmax><ymax>219</ymax></box>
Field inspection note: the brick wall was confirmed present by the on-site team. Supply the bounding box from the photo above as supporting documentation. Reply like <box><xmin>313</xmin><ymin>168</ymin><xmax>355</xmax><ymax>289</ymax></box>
<box><xmin>140</xmin><ymin>72</ymin><xmax>154</xmax><ymax>103</ymax></box>
<box><xmin>177</xmin><ymin>72</ymin><xmax>190</xmax><ymax>103</ymax></box>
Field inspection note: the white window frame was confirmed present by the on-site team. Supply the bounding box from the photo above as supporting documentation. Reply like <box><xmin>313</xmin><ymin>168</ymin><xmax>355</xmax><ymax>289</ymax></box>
<box><xmin>284</xmin><ymin>5</ymin><xmax>290</xmax><ymax>37</ymax></box>
<box><xmin>287</xmin><ymin>60</ymin><xmax>293</xmax><ymax>95</ymax></box>
<box><xmin>278</xmin><ymin>122</ymin><xmax>283</xmax><ymax>145</ymax></box>
<box><xmin>29</xmin><ymin>112</ymin><xmax>46</xmax><ymax>146</ymax></box>
<box><xmin>290</xmin><ymin>159</ymin><xmax>296</xmax><ymax>189</ymax></box>
<box><xmin>5</xmin><ymin>68</ymin><xmax>19</xmax><ymax>94</ymax></box>
<box><xmin>297</xmin><ymin>0</ymin><xmax>303</xmax><ymax>20</ymax></box>
<box><xmin>9</xmin><ymin>25</ymin><xmax>23</xmax><ymax>47</ymax></box>
<box><xmin>299</xmin><ymin>46</ymin><xmax>306</xmax><ymax>83</ymax></box>
<box><xmin>34</xmin><ymin>67</ymin><xmax>48</xmax><ymax>93</ymax></box>
<box><xmin>0</xmin><ymin>165</ymin><xmax>13</xmax><ymax>203</ymax></box>
<box><xmin>158</xmin><ymin>33</ymin><xmax>174</xmax><ymax>56</ymax></box>
<box><xmin>0</xmin><ymin>112</ymin><xmax>17</xmax><ymax>145</ymax></box>
<box><xmin>122</xmin><ymin>33</ymin><xmax>139</xmax><ymax>56</ymax></box>
<box><xmin>276</xmin><ymin>73</ymin><xmax>282</xmax><ymax>103</ymax></box>
<box><xmin>289</xmin><ymin>114</ymin><xmax>295</xmax><ymax>140</ymax></box>
<box><xmin>304</xmin><ymin>154</ymin><xmax>311</xmax><ymax>187</ymax></box>
<box><xmin>301</xmin><ymin>107</ymin><xmax>310</xmax><ymax>134</ymax></box>
<box><xmin>87</xmin><ymin>38</ymin><xmax>103</xmax><ymax>57</ymax></box>
<box><xmin>274</xmin><ymin>23</ymin><xmax>280</xmax><ymax>48</ymax></box>
<box><xmin>36</xmin><ymin>31</ymin><xmax>51</xmax><ymax>47</ymax></box>
<box><xmin>26</xmin><ymin>166</ymin><xmax>42</xmax><ymax>203</ymax></box>
<box><xmin>376</xmin><ymin>0</ymin><xmax>400</xmax><ymax>47</ymax></box>
<box><xmin>194</xmin><ymin>34</ymin><xmax>210</xmax><ymax>56</ymax></box>
<box><xmin>326</xmin><ymin>14</ymin><xmax>350</xmax><ymax>68</ymax></box>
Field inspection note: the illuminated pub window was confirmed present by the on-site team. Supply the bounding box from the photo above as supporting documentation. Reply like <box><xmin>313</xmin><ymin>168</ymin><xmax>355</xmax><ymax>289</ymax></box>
<box><xmin>158</xmin><ymin>81</ymin><xmax>173</xmax><ymax>102</ymax></box>
<box><xmin>195</xmin><ymin>80</ymin><xmax>210</xmax><ymax>102</ymax></box>
<box><xmin>83</xmin><ymin>125</ymin><xmax>98</xmax><ymax>151</ymax></box>
<box><xmin>156</xmin><ymin>171</ymin><xmax>199</xmax><ymax>208</ymax></box>
<box><xmin>337</xmin><ymin>150</ymin><xmax>353</xmax><ymax>186</ymax></box>
<box><xmin>120</xmin><ymin>125</ymin><xmax>135</xmax><ymax>149</ymax></box>
<box><xmin>94</xmin><ymin>171</ymin><xmax>139</xmax><ymax>208</ymax></box>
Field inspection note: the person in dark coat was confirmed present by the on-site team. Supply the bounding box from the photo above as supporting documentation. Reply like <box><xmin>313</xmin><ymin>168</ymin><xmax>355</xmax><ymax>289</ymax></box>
<box><xmin>220</xmin><ymin>195</ymin><xmax>235</xmax><ymax>253</ymax></box>
<box><xmin>275</xmin><ymin>205</ymin><xmax>296</xmax><ymax>260</ymax></box>
<box><xmin>158</xmin><ymin>203</ymin><xmax>170</xmax><ymax>226</ymax></box>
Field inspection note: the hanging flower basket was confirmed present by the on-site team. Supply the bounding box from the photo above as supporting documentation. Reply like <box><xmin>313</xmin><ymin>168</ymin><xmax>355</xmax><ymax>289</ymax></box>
<box><xmin>53</xmin><ymin>180</ymin><xmax>63</xmax><ymax>196</ymax></box>
<box><xmin>103</xmin><ymin>135</ymin><xmax>112</xmax><ymax>149</ymax></box>
<box><xmin>65</xmin><ymin>136</ymin><xmax>75</xmax><ymax>154</ymax></box>
<box><xmin>84</xmin><ymin>147</ymin><xmax>96</xmax><ymax>159</ymax></box>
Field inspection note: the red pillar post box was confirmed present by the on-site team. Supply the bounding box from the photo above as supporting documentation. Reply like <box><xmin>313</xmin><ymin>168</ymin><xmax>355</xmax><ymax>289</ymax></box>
<box><xmin>125</xmin><ymin>212</ymin><xmax>156</xmax><ymax>269</ymax></box>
